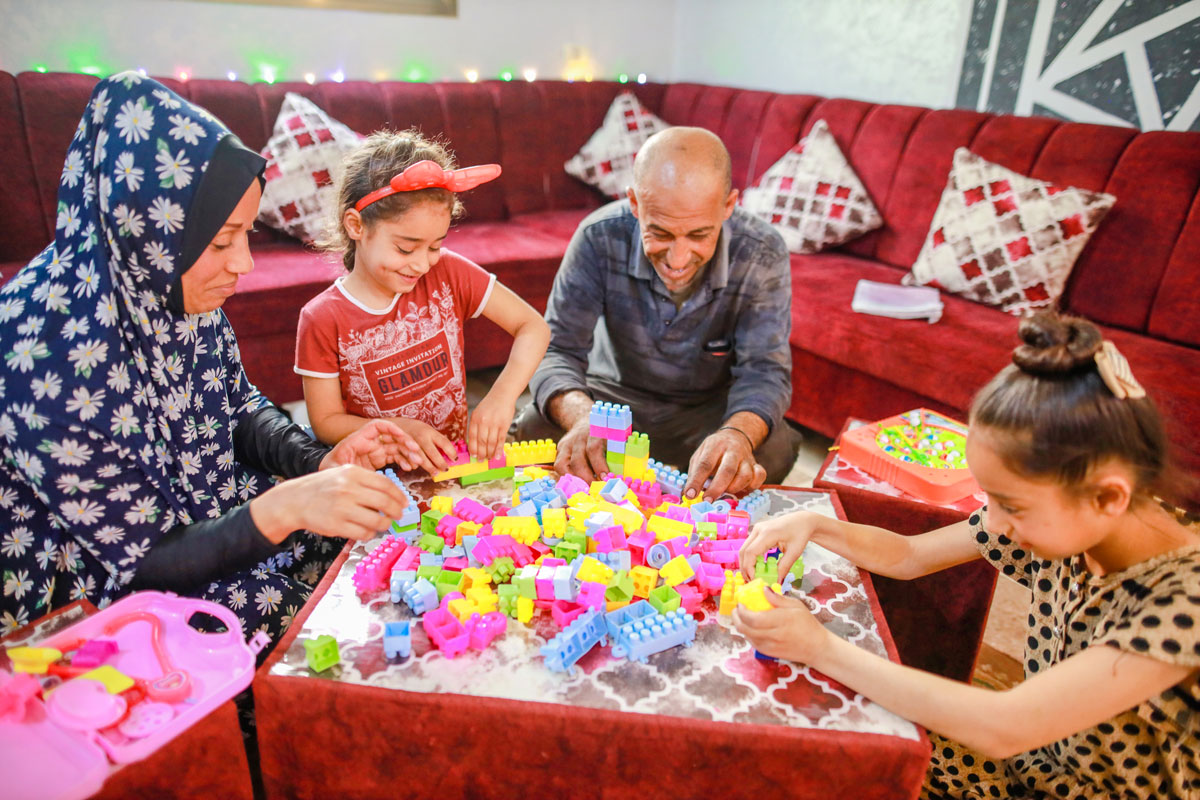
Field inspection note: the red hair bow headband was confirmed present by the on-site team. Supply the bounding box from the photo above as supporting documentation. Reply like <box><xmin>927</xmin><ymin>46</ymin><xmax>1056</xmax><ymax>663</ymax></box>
<box><xmin>354</xmin><ymin>160</ymin><xmax>502</xmax><ymax>212</ymax></box>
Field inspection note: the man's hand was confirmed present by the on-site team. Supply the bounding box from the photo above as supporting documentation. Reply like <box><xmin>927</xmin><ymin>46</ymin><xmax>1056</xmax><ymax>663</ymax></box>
<box><xmin>554</xmin><ymin>417</ymin><xmax>609</xmax><ymax>482</ymax></box>
<box><xmin>683</xmin><ymin>427</ymin><xmax>766</xmax><ymax>500</ymax></box>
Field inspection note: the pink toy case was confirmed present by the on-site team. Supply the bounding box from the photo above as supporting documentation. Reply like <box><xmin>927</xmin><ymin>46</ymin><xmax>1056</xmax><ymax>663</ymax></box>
<box><xmin>1</xmin><ymin>591</ymin><xmax>269</xmax><ymax>800</ymax></box>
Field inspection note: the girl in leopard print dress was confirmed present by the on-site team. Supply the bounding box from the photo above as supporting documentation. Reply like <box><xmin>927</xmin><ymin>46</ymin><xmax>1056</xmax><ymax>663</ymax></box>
<box><xmin>736</xmin><ymin>313</ymin><xmax>1199</xmax><ymax>799</ymax></box>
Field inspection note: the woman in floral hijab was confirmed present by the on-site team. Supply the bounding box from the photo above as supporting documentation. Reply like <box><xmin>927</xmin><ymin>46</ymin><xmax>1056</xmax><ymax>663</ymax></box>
<box><xmin>0</xmin><ymin>73</ymin><xmax>420</xmax><ymax>645</ymax></box>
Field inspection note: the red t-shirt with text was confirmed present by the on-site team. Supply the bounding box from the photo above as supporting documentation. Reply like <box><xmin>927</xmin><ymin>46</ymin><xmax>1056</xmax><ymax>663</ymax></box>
<box><xmin>294</xmin><ymin>249</ymin><xmax>495</xmax><ymax>441</ymax></box>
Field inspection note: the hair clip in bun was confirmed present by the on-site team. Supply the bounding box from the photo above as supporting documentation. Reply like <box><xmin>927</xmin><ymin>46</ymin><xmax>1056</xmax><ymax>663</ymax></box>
<box><xmin>354</xmin><ymin>160</ymin><xmax>502</xmax><ymax>212</ymax></box>
<box><xmin>1095</xmin><ymin>341</ymin><xmax>1146</xmax><ymax>400</ymax></box>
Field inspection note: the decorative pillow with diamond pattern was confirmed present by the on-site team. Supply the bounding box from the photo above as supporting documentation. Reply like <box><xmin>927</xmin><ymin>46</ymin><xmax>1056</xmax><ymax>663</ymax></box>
<box><xmin>739</xmin><ymin>119</ymin><xmax>883</xmax><ymax>254</ymax></box>
<box><xmin>903</xmin><ymin>148</ymin><xmax>1116</xmax><ymax>316</ymax></box>
<box><xmin>564</xmin><ymin>91</ymin><xmax>670</xmax><ymax>198</ymax></box>
<box><xmin>258</xmin><ymin>92</ymin><xmax>363</xmax><ymax>243</ymax></box>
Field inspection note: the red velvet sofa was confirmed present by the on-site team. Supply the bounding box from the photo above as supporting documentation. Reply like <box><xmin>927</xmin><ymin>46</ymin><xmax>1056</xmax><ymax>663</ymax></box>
<box><xmin>4</xmin><ymin>72</ymin><xmax>1199</xmax><ymax>680</ymax></box>
<box><xmin>4</xmin><ymin>71</ymin><xmax>1197</xmax><ymax>485</ymax></box>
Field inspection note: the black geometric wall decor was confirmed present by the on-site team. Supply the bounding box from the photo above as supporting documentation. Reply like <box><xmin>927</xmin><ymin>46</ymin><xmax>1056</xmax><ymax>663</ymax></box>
<box><xmin>957</xmin><ymin>0</ymin><xmax>1200</xmax><ymax>130</ymax></box>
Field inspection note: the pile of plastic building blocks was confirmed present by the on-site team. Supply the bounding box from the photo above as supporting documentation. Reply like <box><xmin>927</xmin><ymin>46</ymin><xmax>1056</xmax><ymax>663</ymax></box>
<box><xmin>339</xmin><ymin>403</ymin><xmax>794</xmax><ymax>675</ymax></box>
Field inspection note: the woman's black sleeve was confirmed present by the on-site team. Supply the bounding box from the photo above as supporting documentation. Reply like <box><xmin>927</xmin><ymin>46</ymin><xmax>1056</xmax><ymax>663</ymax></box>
<box><xmin>234</xmin><ymin>404</ymin><xmax>330</xmax><ymax>479</ymax></box>
<box><xmin>129</xmin><ymin>504</ymin><xmax>289</xmax><ymax>593</ymax></box>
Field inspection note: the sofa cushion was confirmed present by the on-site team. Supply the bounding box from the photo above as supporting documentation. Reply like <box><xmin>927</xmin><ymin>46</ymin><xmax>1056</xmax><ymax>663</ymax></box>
<box><xmin>789</xmin><ymin>252</ymin><xmax>1200</xmax><ymax>479</ymax></box>
<box><xmin>507</xmin><ymin>209</ymin><xmax>592</xmax><ymax>242</ymax></box>
<box><xmin>1147</xmin><ymin>191</ymin><xmax>1200</xmax><ymax>349</ymax></box>
<box><xmin>257</xmin><ymin>92</ymin><xmax>361</xmax><ymax>243</ymax></box>
<box><xmin>904</xmin><ymin>148</ymin><xmax>1116</xmax><ymax>315</ymax></box>
<box><xmin>564</xmin><ymin>91</ymin><xmax>669</xmax><ymax>200</ymax></box>
<box><xmin>740</xmin><ymin>119</ymin><xmax>882</xmax><ymax>254</ymax></box>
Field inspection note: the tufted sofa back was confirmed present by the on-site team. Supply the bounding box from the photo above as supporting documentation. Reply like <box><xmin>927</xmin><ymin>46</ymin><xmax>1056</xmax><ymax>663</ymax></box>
<box><xmin>4</xmin><ymin>71</ymin><xmax>1199</xmax><ymax>348</ymax></box>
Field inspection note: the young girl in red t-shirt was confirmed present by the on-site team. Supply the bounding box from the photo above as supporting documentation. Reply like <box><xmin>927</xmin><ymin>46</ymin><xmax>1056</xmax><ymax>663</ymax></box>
<box><xmin>295</xmin><ymin>130</ymin><xmax>549</xmax><ymax>474</ymax></box>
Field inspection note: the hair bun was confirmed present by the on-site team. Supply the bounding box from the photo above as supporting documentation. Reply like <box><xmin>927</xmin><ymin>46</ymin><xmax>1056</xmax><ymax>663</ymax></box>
<box><xmin>1012</xmin><ymin>312</ymin><xmax>1102</xmax><ymax>375</ymax></box>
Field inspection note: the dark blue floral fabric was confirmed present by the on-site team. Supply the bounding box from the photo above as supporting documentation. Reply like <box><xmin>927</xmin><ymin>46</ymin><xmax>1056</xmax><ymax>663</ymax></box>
<box><xmin>0</xmin><ymin>73</ymin><xmax>335</xmax><ymax>642</ymax></box>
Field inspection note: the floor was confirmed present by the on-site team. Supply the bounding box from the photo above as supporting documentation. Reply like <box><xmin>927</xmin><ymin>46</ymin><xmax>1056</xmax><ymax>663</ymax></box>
<box><xmin>285</xmin><ymin>366</ymin><xmax>1027</xmax><ymax>689</ymax></box>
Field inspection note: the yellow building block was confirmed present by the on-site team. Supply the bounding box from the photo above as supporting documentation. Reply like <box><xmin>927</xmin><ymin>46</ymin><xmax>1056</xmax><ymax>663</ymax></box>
<box><xmin>466</xmin><ymin>586</ymin><xmax>498</xmax><ymax>614</ymax></box>
<box><xmin>647</xmin><ymin>514</ymin><xmax>693</xmax><ymax>541</ymax></box>
<box><xmin>718</xmin><ymin>570</ymin><xmax>745</xmax><ymax>615</ymax></box>
<box><xmin>79</xmin><ymin>665</ymin><xmax>135</xmax><ymax>694</ymax></box>
<box><xmin>430</xmin><ymin>496</ymin><xmax>454</xmax><ymax>514</ymax></box>
<box><xmin>433</xmin><ymin>459</ymin><xmax>491</xmax><ymax>481</ymax></box>
<box><xmin>575</xmin><ymin>556</ymin><xmax>614</xmax><ymax>585</ymax></box>
<box><xmin>629</xmin><ymin>566</ymin><xmax>659</xmax><ymax>598</ymax></box>
<box><xmin>504</xmin><ymin>439</ymin><xmax>557</xmax><ymax>467</ymax></box>
<box><xmin>461</xmin><ymin>567</ymin><xmax>492</xmax><ymax>592</ymax></box>
<box><xmin>660</xmin><ymin>555</ymin><xmax>696</xmax><ymax>587</ymax></box>
<box><xmin>596</xmin><ymin>500</ymin><xmax>644</xmax><ymax>534</ymax></box>
<box><xmin>493</xmin><ymin>516</ymin><xmax>540</xmax><ymax>545</ymax></box>
<box><xmin>542</xmin><ymin>508</ymin><xmax>566</xmax><ymax>539</ymax></box>
<box><xmin>736</xmin><ymin>578</ymin><xmax>773</xmax><ymax>612</ymax></box>
<box><xmin>449</xmin><ymin>597</ymin><xmax>476</xmax><ymax>622</ymax></box>
<box><xmin>589</xmin><ymin>480</ymin><xmax>606</xmax><ymax>497</ymax></box>
<box><xmin>517</xmin><ymin>596</ymin><xmax>534</xmax><ymax>623</ymax></box>
<box><xmin>456</xmin><ymin>520</ymin><xmax>481</xmax><ymax>545</ymax></box>
<box><xmin>606</xmin><ymin>598</ymin><xmax>631</xmax><ymax>613</ymax></box>
<box><xmin>624</xmin><ymin>455</ymin><xmax>647</xmax><ymax>477</ymax></box>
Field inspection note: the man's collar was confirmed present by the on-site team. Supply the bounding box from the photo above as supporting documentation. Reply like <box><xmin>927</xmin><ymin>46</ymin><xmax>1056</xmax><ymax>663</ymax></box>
<box><xmin>624</xmin><ymin>214</ymin><xmax>732</xmax><ymax>292</ymax></box>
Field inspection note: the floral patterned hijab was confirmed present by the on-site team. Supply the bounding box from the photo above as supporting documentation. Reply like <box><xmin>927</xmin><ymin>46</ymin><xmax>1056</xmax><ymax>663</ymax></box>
<box><xmin>0</xmin><ymin>73</ymin><xmax>274</xmax><ymax>628</ymax></box>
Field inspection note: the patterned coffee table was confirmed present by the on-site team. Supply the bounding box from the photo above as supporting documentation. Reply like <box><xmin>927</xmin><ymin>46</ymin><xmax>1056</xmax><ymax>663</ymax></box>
<box><xmin>254</xmin><ymin>483</ymin><xmax>931</xmax><ymax>799</ymax></box>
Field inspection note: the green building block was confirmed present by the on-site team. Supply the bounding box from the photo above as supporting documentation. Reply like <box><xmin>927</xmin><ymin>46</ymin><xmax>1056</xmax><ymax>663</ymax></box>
<box><xmin>695</xmin><ymin>521</ymin><xmax>718</xmax><ymax>541</ymax></box>
<box><xmin>302</xmin><ymin>635</ymin><xmax>340</xmax><ymax>673</ymax></box>
<box><xmin>789</xmin><ymin>557</ymin><xmax>805</xmax><ymax>579</ymax></box>
<box><xmin>497</xmin><ymin>583</ymin><xmax>518</xmax><ymax>617</ymax></box>
<box><xmin>435</xmin><ymin>570</ymin><xmax>466</xmax><ymax>600</ymax></box>
<box><xmin>606</xmin><ymin>453</ymin><xmax>625</xmax><ymax>474</ymax></box>
<box><xmin>484</xmin><ymin>556</ymin><xmax>515</xmax><ymax>584</ymax></box>
<box><xmin>420</xmin><ymin>510</ymin><xmax>446</xmax><ymax>536</ymax></box>
<box><xmin>605</xmin><ymin>569</ymin><xmax>634</xmax><ymax>604</ymax></box>
<box><xmin>513</xmin><ymin>569</ymin><xmax>537</xmax><ymax>599</ymax></box>
<box><xmin>754</xmin><ymin>556</ymin><xmax>779</xmax><ymax>583</ymax></box>
<box><xmin>553</xmin><ymin>541</ymin><xmax>582</xmax><ymax>562</ymax></box>
<box><xmin>418</xmin><ymin>532</ymin><xmax>445</xmax><ymax>555</ymax></box>
<box><xmin>460</xmin><ymin>466</ymin><xmax>515</xmax><ymax>486</ymax></box>
<box><xmin>416</xmin><ymin>564</ymin><xmax>442</xmax><ymax>582</ymax></box>
<box><xmin>626</xmin><ymin>432</ymin><xmax>650</xmax><ymax>459</ymax></box>
<box><xmin>648</xmin><ymin>585</ymin><xmax>681</xmax><ymax>614</ymax></box>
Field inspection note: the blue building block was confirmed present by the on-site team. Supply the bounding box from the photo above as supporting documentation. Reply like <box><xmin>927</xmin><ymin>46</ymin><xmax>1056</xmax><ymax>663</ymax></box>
<box><xmin>610</xmin><ymin>608</ymin><xmax>698</xmax><ymax>662</ymax></box>
<box><xmin>604</xmin><ymin>599</ymin><xmax>658</xmax><ymax>639</ymax></box>
<box><xmin>593</xmin><ymin>549</ymin><xmax>632</xmax><ymax>572</ymax></box>
<box><xmin>711</xmin><ymin>499</ymin><xmax>733</xmax><ymax>515</ymax></box>
<box><xmin>461</xmin><ymin>535</ymin><xmax>481</xmax><ymax>567</ymax></box>
<box><xmin>389</xmin><ymin>569</ymin><xmax>417</xmax><ymax>604</ymax></box>
<box><xmin>442</xmin><ymin>545</ymin><xmax>465</xmax><ymax>559</ymax></box>
<box><xmin>553</xmin><ymin>564</ymin><xmax>578</xmax><ymax>601</ymax></box>
<box><xmin>688</xmin><ymin>500</ymin><xmax>716</xmax><ymax>523</ymax></box>
<box><xmin>647</xmin><ymin>458</ymin><xmax>688</xmax><ymax>497</ymax></box>
<box><xmin>382</xmin><ymin>468</ymin><xmax>421</xmax><ymax>531</ymax></box>
<box><xmin>403</xmin><ymin>577</ymin><xmax>439</xmax><ymax>615</ymax></box>
<box><xmin>741</xmin><ymin>489</ymin><xmax>770</xmax><ymax>524</ymax></box>
<box><xmin>509</xmin><ymin>500</ymin><xmax>539</xmax><ymax>518</ymax></box>
<box><xmin>383</xmin><ymin>620</ymin><xmax>412</xmax><ymax>659</ymax></box>
<box><xmin>600</xmin><ymin>477</ymin><xmax>629</xmax><ymax>504</ymax></box>
<box><xmin>540</xmin><ymin>607</ymin><xmax>608</xmax><ymax>675</ymax></box>
<box><xmin>419</xmin><ymin>553</ymin><xmax>445</xmax><ymax>568</ymax></box>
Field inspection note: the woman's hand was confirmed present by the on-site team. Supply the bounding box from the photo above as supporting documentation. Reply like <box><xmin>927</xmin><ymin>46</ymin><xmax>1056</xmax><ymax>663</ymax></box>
<box><xmin>385</xmin><ymin>417</ymin><xmax>459</xmax><ymax>475</ymax></box>
<box><xmin>738</xmin><ymin>509</ymin><xmax>822</xmax><ymax>582</ymax></box>
<box><xmin>319</xmin><ymin>419</ymin><xmax>423</xmax><ymax>472</ymax></box>
<box><xmin>467</xmin><ymin>391</ymin><xmax>514</xmax><ymax>461</ymax></box>
<box><xmin>733</xmin><ymin>589</ymin><xmax>830</xmax><ymax>664</ymax></box>
<box><xmin>250</xmin><ymin>464</ymin><xmax>414</xmax><ymax>544</ymax></box>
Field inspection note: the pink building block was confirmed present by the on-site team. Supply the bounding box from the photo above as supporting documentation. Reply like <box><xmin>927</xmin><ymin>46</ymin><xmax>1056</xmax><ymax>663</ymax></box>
<box><xmin>676</xmin><ymin>583</ymin><xmax>703</xmax><ymax>613</ymax></box>
<box><xmin>394</xmin><ymin>545</ymin><xmax>420</xmax><ymax>572</ymax></box>
<box><xmin>592</xmin><ymin>525</ymin><xmax>627</xmax><ymax>553</ymax></box>
<box><xmin>445</xmin><ymin>440</ymin><xmax>471</xmax><ymax>466</ymax></box>
<box><xmin>527</xmin><ymin>541</ymin><xmax>551</xmax><ymax>561</ymax></box>
<box><xmin>436</xmin><ymin>514</ymin><xmax>465</xmax><ymax>544</ymax></box>
<box><xmin>698</xmin><ymin>538</ymin><xmax>747</xmax><ymax>566</ymax></box>
<box><xmin>555</xmin><ymin>474</ymin><xmax>589</xmax><ymax>498</ymax></box>
<box><xmin>443</xmin><ymin>557</ymin><xmax>469</xmax><ymax>571</ymax></box>
<box><xmin>550</xmin><ymin>600</ymin><xmax>585</xmax><ymax>628</ymax></box>
<box><xmin>627</xmin><ymin>478</ymin><xmax>662</xmax><ymax>509</ymax></box>
<box><xmin>627</xmin><ymin>530</ymin><xmax>656</xmax><ymax>567</ymax></box>
<box><xmin>466</xmin><ymin>612</ymin><xmax>507</xmax><ymax>650</ymax></box>
<box><xmin>661</xmin><ymin>536</ymin><xmax>692</xmax><ymax>559</ymax></box>
<box><xmin>423</xmin><ymin>607</ymin><xmax>470</xmax><ymax>658</ymax></box>
<box><xmin>576</xmin><ymin>581</ymin><xmax>606</xmax><ymax>609</ymax></box>
<box><xmin>535</xmin><ymin>565</ymin><xmax>557</xmax><ymax>600</ymax></box>
<box><xmin>352</xmin><ymin>536</ymin><xmax>408</xmax><ymax>594</ymax></box>
<box><xmin>695</xmin><ymin>562</ymin><xmax>727</xmax><ymax>596</ymax></box>
<box><xmin>453</xmin><ymin>497</ymin><xmax>495</xmax><ymax>525</ymax></box>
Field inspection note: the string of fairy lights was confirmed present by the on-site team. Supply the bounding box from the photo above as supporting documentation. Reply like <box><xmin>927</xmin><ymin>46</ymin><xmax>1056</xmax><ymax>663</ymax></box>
<box><xmin>28</xmin><ymin>63</ymin><xmax>650</xmax><ymax>86</ymax></box>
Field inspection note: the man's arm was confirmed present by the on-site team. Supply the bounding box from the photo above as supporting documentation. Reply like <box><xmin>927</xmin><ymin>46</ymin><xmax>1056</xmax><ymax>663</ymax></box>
<box><xmin>685</xmin><ymin>232</ymin><xmax>792</xmax><ymax>499</ymax></box>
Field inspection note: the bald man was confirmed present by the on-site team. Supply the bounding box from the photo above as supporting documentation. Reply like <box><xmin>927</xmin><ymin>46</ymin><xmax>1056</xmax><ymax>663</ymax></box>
<box><xmin>516</xmin><ymin>127</ymin><xmax>798</xmax><ymax>499</ymax></box>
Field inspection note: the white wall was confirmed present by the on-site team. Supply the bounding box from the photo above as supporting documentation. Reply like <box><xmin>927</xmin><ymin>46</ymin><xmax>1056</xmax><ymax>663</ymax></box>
<box><xmin>672</xmin><ymin>0</ymin><xmax>972</xmax><ymax>108</ymax></box>
<box><xmin>0</xmin><ymin>0</ymin><xmax>678</xmax><ymax>84</ymax></box>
